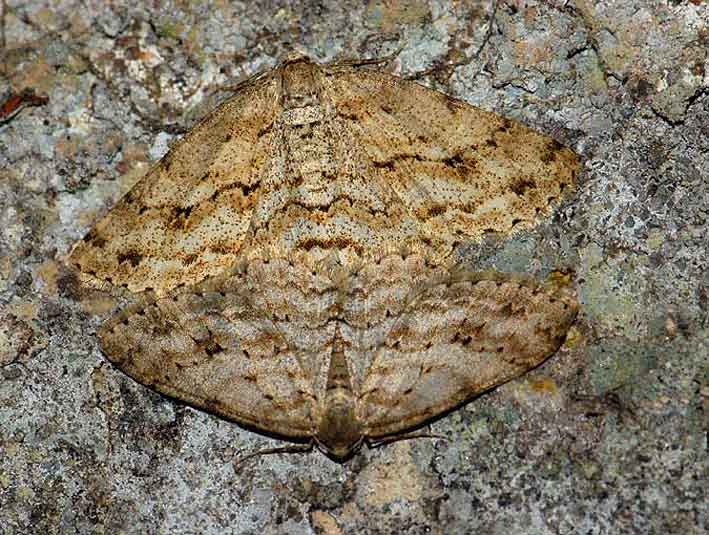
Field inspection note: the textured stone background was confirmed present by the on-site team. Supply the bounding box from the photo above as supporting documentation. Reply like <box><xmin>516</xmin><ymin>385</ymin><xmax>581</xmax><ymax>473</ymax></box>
<box><xmin>1</xmin><ymin>1</ymin><xmax>707</xmax><ymax>533</ymax></box>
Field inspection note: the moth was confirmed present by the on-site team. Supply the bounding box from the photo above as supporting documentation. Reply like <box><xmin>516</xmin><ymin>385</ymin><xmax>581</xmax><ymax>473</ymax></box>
<box><xmin>70</xmin><ymin>54</ymin><xmax>580</xmax><ymax>461</ymax></box>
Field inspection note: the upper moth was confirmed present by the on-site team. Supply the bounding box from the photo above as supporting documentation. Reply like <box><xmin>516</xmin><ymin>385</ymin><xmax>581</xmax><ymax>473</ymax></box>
<box><xmin>69</xmin><ymin>54</ymin><xmax>580</xmax><ymax>461</ymax></box>
<box><xmin>69</xmin><ymin>53</ymin><xmax>578</xmax><ymax>298</ymax></box>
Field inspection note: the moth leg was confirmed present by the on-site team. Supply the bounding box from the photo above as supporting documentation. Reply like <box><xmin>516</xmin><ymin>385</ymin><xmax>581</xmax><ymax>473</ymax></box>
<box><xmin>367</xmin><ymin>429</ymin><xmax>448</xmax><ymax>450</ymax></box>
<box><xmin>233</xmin><ymin>441</ymin><xmax>315</xmax><ymax>468</ymax></box>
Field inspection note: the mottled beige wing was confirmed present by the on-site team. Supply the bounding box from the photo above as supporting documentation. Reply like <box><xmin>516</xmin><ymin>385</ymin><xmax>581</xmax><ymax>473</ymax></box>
<box><xmin>357</xmin><ymin>273</ymin><xmax>578</xmax><ymax>438</ymax></box>
<box><xmin>70</xmin><ymin>75</ymin><xmax>279</xmax><ymax>297</ymax></box>
<box><xmin>98</xmin><ymin>273</ymin><xmax>318</xmax><ymax>439</ymax></box>
<box><xmin>324</xmin><ymin>69</ymin><xmax>579</xmax><ymax>253</ymax></box>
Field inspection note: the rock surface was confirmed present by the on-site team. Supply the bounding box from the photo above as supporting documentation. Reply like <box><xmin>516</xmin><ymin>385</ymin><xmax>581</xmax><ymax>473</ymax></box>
<box><xmin>1</xmin><ymin>1</ymin><xmax>706</xmax><ymax>534</ymax></box>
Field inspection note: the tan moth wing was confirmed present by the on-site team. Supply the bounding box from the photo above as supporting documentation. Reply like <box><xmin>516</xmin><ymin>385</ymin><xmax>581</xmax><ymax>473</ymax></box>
<box><xmin>69</xmin><ymin>75</ymin><xmax>279</xmax><ymax>297</ymax></box>
<box><xmin>356</xmin><ymin>273</ymin><xmax>579</xmax><ymax>438</ymax></box>
<box><xmin>323</xmin><ymin>68</ymin><xmax>578</xmax><ymax>255</ymax></box>
<box><xmin>98</xmin><ymin>270</ymin><xmax>319</xmax><ymax>439</ymax></box>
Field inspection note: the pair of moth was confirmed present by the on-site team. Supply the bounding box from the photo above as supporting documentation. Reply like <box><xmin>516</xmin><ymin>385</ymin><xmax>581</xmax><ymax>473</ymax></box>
<box><xmin>69</xmin><ymin>54</ymin><xmax>580</xmax><ymax>461</ymax></box>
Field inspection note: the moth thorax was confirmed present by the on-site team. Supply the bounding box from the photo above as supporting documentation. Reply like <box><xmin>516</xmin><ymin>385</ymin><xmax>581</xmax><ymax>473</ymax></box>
<box><xmin>315</xmin><ymin>387</ymin><xmax>363</xmax><ymax>459</ymax></box>
<box><xmin>281</xmin><ymin>60</ymin><xmax>320</xmax><ymax>111</ymax></box>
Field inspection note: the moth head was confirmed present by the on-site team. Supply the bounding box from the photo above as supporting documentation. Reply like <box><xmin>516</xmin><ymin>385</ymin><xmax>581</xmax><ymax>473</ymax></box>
<box><xmin>281</xmin><ymin>50</ymin><xmax>312</xmax><ymax>66</ymax></box>
<box><xmin>314</xmin><ymin>395</ymin><xmax>364</xmax><ymax>461</ymax></box>
<box><xmin>314</xmin><ymin>432</ymin><xmax>364</xmax><ymax>462</ymax></box>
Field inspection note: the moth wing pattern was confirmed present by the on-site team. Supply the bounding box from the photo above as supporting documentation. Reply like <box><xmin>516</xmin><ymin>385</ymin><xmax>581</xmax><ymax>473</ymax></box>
<box><xmin>357</xmin><ymin>273</ymin><xmax>579</xmax><ymax>438</ymax></box>
<box><xmin>323</xmin><ymin>67</ymin><xmax>579</xmax><ymax>256</ymax></box>
<box><xmin>98</xmin><ymin>273</ymin><xmax>318</xmax><ymax>440</ymax></box>
<box><xmin>69</xmin><ymin>75</ymin><xmax>280</xmax><ymax>297</ymax></box>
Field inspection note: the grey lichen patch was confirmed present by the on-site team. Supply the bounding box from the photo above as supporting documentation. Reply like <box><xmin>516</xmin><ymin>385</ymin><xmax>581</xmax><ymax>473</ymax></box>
<box><xmin>578</xmin><ymin>245</ymin><xmax>650</xmax><ymax>339</ymax></box>
<box><xmin>586</xmin><ymin>338</ymin><xmax>659</xmax><ymax>395</ymax></box>
<box><xmin>650</xmin><ymin>43</ymin><xmax>707</xmax><ymax>123</ymax></box>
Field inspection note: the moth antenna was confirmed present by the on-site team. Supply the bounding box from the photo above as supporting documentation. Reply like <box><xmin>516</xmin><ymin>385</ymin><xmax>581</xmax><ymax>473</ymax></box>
<box><xmin>328</xmin><ymin>43</ymin><xmax>405</xmax><ymax>68</ymax></box>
